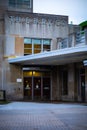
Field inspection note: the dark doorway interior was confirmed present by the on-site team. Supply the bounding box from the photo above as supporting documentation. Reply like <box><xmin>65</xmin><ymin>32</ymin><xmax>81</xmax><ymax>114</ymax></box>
<box><xmin>81</xmin><ymin>75</ymin><xmax>85</xmax><ymax>102</ymax></box>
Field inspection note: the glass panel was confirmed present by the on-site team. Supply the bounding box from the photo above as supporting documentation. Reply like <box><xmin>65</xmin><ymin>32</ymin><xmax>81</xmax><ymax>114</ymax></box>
<box><xmin>9</xmin><ymin>0</ymin><xmax>31</xmax><ymax>9</ymax></box>
<box><xmin>32</xmin><ymin>39</ymin><xmax>41</xmax><ymax>54</ymax></box>
<box><xmin>32</xmin><ymin>39</ymin><xmax>41</xmax><ymax>44</ymax></box>
<box><xmin>24</xmin><ymin>39</ymin><xmax>32</xmax><ymax>55</ymax></box>
<box><xmin>32</xmin><ymin>71</ymin><xmax>42</xmax><ymax>77</ymax></box>
<box><xmin>43</xmin><ymin>77</ymin><xmax>50</xmax><ymax>100</ymax></box>
<box><xmin>34</xmin><ymin>44</ymin><xmax>41</xmax><ymax>54</ymax></box>
<box><xmin>24</xmin><ymin>49</ymin><xmax>32</xmax><ymax>55</ymax></box>
<box><xmin>9</xmin><ymin>0</ymin><xmax>16</xmax><ymax>7</ymax></box>
<box><xmin>43</xmin><ymin>39</ymin><xmax>51</xmax><ymax>45</ymax></box>
<box><xmin>23</xmin><ymin>71</ymin><xmax>33</xmax><ymax>76</ymax></box>
<box><xmin>34</xmin><ymin>77</ymin><xmax>41</xmax><ymax>100</ymax></box>
<box><xmin>24</xmin><ymin>77</ymin><xmax>32</xmax><ymax>99</ymax></box>
<box><xmin>24</xmin><ymin>44</ymin><xmax>32</xmax><ymax>48</ymax></box>
<box><xmin>43</xmin><ymin>45</ymin><xmax>50</xmax><ymax>51</ymax></box>
<box><xmin>43</xmin><ymin>39</ymin><xmax>51</xmax><ymax>51</ymax></box>
<box><xmin>62</xmin><ymin>70</ymin><xmax>68</xmax><ymax>95</ymax></box>
<box><xmin>81</xmin><ymin>75</ymin><xmax>85</xmax><ymax>101</ymax></box>
<box><xmin>24</xmin><ymin>38</ymin><xmax>31</xmax><ymax>44</ymax></box>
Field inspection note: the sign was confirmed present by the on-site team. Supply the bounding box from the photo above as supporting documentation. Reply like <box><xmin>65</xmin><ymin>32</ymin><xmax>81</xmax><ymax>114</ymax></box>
<box><xmin>17</xmin><ymin>78</ymin><xmax>22</xmax><ymax>83</ymax></box>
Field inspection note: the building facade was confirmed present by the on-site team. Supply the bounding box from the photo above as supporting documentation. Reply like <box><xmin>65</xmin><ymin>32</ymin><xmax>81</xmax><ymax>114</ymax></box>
<box><xmin>0</xmin><ymin>0</ymin><xmax>87</xmax><ymax>102</ymax></box>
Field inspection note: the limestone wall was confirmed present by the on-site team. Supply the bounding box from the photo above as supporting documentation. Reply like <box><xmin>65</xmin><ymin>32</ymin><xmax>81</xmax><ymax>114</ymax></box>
<box><xmin>85</xmin><ymin>67</ymin><xmax>87</xmax><ymax>102</ymax></box>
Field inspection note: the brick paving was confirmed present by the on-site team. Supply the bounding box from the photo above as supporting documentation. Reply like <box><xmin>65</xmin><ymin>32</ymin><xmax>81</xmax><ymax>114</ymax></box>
<box><xmin>0</xmin><ymin>102</ymin><xmax>87</xmax><ymax>130</ymax></box>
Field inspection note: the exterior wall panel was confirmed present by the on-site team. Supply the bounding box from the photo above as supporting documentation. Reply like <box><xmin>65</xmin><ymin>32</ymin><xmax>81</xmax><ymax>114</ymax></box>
<box><xmin>85</xmin><ymin>67</ymin><xmax>87</xmax><ymax>102</ymax></box>
<box><xmin>15</xmin><ymin>37</ymin><xmax>24</xmax><ymax>56</ymax></box>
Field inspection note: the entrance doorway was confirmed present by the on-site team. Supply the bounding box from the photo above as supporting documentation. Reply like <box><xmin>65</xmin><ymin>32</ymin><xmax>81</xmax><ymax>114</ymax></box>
<box><xmin>23</xmin><ymin>70</ymin><xmax>51</xmax><ymax>101</ymax></box>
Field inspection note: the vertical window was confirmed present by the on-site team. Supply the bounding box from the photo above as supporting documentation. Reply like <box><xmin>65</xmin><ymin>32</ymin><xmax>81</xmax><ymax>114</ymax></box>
<box><xmin>62</xmin><ymin>70</ymin><xmax>68</xmax><ymax>95</ymax></box>
<box><xmin>43</xmin><ymin>39</ymin><xmax>51</xmax><ymax>52</ymax></box>
<box><xmin>32</xmin><ymin>39</ymin><xmax>41</xmax><ymax>54</ymax></box>
<box><xmin>24</xmin><ymin>38</ymin><xmax>32</xmax><ymax>55</ymax></box>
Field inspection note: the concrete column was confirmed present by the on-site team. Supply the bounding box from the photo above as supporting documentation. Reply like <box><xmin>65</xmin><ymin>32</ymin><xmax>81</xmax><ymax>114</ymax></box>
<box><xmin>71</xmin><ymin>33</ymin><xmax>76</xmax><ymax>47</ymax></box>
<box><xmin>51</xmin><ymin>66</ymin><xmax>60</xmax><ymax>101</ymax></box>
<box><xmin>68</xmin><ymin>64</ymin><xmax>75</xmax><ymax>101</ymax></box>
<box><xmin>85</xmin><ymin>67</ymin><xmax>87</xmax><ymax>102</ymax></box>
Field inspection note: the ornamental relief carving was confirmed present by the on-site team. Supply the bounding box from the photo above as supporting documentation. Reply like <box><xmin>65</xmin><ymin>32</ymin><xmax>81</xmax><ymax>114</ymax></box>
<box><xmin>9</xmin><ymin>16</ymin><xmax>67</xmax><ymax>26</ymax></box>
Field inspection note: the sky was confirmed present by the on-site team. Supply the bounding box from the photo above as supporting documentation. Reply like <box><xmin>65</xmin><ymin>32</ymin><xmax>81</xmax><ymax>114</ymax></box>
<box><xmin>33</xmin><ymin>0</ymin><xmax>87</xmax><ymax>25</ymax></box>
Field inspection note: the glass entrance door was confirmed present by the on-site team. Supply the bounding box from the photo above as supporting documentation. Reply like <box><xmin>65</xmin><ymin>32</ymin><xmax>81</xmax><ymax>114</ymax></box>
<box><xmin>24</xmin><ymin>77</ymin><xmax>32</xmax><ymax>100</ymax></box>
<box><xmin>33</xmin><ymin>77</ymin><xmax>41</xmax><ymax>100</ymax></box>
<box><xmin>23</xmin><ymin>70</ymin><xmax>51</xmax><ymax>101</ymax></box>
<box><xmin>43</xmin><ymin>77</ymin><xmax>50</xmax><ymax>100</ymax></box>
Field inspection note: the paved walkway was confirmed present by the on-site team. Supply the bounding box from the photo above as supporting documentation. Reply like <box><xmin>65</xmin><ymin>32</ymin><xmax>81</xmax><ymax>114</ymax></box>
<box><xmin>0</xmin><ymin>102</ymin><xmax>87</xmax><ymax>130</ymax></box>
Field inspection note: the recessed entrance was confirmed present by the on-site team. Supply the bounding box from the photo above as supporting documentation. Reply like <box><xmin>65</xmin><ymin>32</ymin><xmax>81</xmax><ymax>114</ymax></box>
<box><xmin>23</xmin><ymin>69</ymin><xmax>51</xmax><ymax>101</ymax></box>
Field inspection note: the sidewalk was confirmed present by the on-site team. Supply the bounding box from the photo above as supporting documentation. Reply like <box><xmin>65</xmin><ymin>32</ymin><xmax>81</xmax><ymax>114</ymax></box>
<box><xmin>0</xmin><ymin>102</ymin><xmax>87</xmax><ymax>130</ymax></box>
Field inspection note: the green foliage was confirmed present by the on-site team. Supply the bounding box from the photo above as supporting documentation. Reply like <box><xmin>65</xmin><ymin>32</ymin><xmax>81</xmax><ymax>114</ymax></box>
<box><xmin>0</xmin><ymin>101</ymin><xmax>10</xmax><ymax>105</ymax></box>
<box><xmin>79</xmin><ymin>21</ymin><xmax>87</xmax><ymax>30</ymax></box>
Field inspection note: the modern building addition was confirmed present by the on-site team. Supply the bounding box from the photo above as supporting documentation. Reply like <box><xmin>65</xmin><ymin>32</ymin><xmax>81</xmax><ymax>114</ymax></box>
<box><xmin>0</xmin><ymin>0</ymin><xmax>87</xmax><ymax>102</ymax></box>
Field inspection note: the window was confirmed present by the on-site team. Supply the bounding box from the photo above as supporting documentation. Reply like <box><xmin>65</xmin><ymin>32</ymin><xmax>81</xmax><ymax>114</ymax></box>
<box><xmin>62</xmin><ymin>70</ymin><xmax>68</xmax><ymax>95</ymax></box>
<box><xmin>24</xmin><ymin>38</ymin><xmax>32</xmax><ymax>55</ymax></box>
<box><xmin>43</xmin><ymin>39</ymin><xmax>51</xmax><ymax>52</ymax></box>
<box><xmin>32</xmin><ymin>39</ymin><xmax>41</xmax><ymax>54</ymax></box>
<box><xmin>24</xmin><ymin>38</ymin><xmax>51</xmax><ymax>55</ymax></box>
<box><xmin>9</xmin><ymin>0</ymin><xmax>31</xmax><ymax>9</ymax></box>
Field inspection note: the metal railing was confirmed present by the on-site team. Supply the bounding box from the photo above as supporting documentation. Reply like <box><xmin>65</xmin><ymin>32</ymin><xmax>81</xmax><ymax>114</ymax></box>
<box><xmin>58</xmin><ymin>30</ymin><xmax>86</xmax><ymax>49</ymax></box>
<box><xmin>76</xmin><ymin>31</ymin><xmax>85</xmax><ymax>45</ymax></box>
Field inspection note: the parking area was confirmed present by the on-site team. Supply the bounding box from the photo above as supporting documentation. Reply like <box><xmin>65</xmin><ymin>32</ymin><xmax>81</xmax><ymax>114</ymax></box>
<box><xmin>0</xmin><ymin>102</ymin><xmax>87</xmax><ymax>130</ymax></box>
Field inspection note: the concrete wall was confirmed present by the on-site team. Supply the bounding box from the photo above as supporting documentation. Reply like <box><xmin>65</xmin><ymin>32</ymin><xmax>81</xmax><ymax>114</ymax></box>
<box><xmin>4</xmin><ymin>61</ymin><xmax>23</xmax><ymax>100</ymax></box>
<box><xmin>0</xmin><ymin>36</ymin><xmax>4</xmax><ymax>90</ymax></box>
<box><xmin>85</xmin><ymin>67</ymin><xmax>87</xmax><ymax>102</ymax></box>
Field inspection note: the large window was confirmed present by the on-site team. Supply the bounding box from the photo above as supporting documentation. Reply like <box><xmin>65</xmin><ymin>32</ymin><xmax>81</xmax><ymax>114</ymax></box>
<box><xmin>24</xmin><ymin>38</ymin><xmax>51</xmax><ymax>55</ymax></box>
<box><xmin>9</xmin><ymin>0</ymin><xmax>31</xmax><ymax>9</ymax></box>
